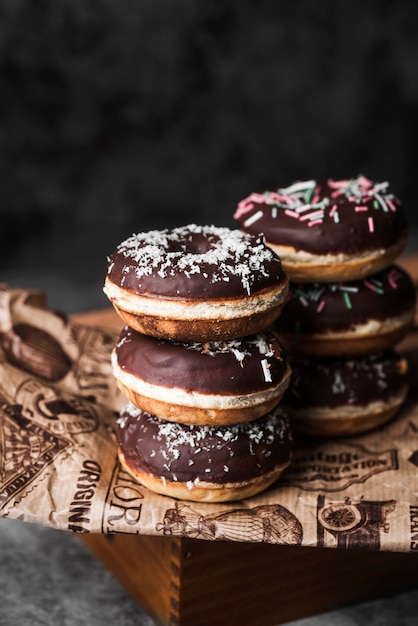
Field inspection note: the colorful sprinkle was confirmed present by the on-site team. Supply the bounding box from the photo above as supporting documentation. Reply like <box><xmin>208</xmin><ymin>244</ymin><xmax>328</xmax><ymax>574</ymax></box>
<box><xmin>388</xmin><ymin>268</ymin><xmax>402</xmax><ymax>289</ymax></box>
<box><xmin>234</xmin><ymin>193</ymin><xmax>266</xmax><ymax>219</ymax></box>
<box><xmin>339</xmin><ymin>285</ymin><xmax>359</xmax><ymax>293</ymax></box>
<box><xmin>304</xmin><ymin>186</ymin><xmax>315</xmax><ymax>203</ymax></box>
<box><xmin>357</xmin><ymin>175</ymin><xmax>373</xmax><ymax>189</ymax></box>
<box><xmin>327</xmin><ymin>179</ymin><xmax>351</xmax><ymax>189</ymax></box>
<box><xmin>363</xmin><ymin>280</ymin><xmax>384</xmax><ymax>294</ymax></box>
<box><xmin>309</xmin><ymin>286</ymin><xmax>325</xmax><ymax>302</ymax></box>
<box><xmin>311</xmin><ymin>189</ymin><xmax>321</xmax><ymax>204</ymax></box>
<box><xmin>243</xmin><ymin>210</ymin><xmax>264</xmax><ymax>227</ymax></box>
<box><xmin>235</xmin><ymin>176</ymin><xmax>400</xmax><ymax>226</ymax></box>
<box><xmin>316</xmin><ymin>299</ymin><xmax>326</xmax><ymax>313</ymax></box>
<box><xmin>284</xmin><ymin>209</ymin><xmax>300</xmax><ymax>219</ymax></box>
<box><xmin>299</xmin><ymin>210</ymin><xmax>324</xmax><ymax>222</ymax></box>
<box><xmin>343</xmin><ymin>292</ymin><xmax>352</xmax><ymax>309</ymax></box>
<box><xmin>295</xmin><ymin>204</ymin><xmax>315</xmax><ymax>213</ymax></box>
<box><xmin>374</xmin><ymin>194</ymin><xmax>389</xmax><ymax>212</ymax></box>
<box><xmin>294</xmin><ymin>289</ymin><xmax>309</xmax><ymax>306</ymax></box>
<box><xmin>278</xmin><ymin>180</ymin><xmax>316</xmax><ymax>195</ymax></box>
<box><xmin>268</xmin><ymin>192</ymin><xmax>296</xmax><ymax>204</ymax></box>
<box><xmin>386</xmin><ymin>198</ymin><xmax>397</xmax><ymax>212</ymax></box>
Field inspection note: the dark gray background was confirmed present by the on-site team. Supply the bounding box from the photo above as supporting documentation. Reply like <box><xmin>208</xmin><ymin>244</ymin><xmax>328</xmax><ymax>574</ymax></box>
<box><xmin>1</xmin><ymin>0</ymin><xmax>418</xmax><ymax>311</ymax></box>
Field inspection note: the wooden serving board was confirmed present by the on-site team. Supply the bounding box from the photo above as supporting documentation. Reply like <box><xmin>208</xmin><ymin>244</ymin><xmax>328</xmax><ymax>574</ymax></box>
<box><xmin>76</xmin><ymin>254</ymin><xmax>418</xmax><ymax>626</ymax></box>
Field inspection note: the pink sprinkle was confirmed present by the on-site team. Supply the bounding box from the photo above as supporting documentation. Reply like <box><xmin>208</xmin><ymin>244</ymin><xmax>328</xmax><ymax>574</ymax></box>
<box><xmin>355</xmin><ymin>205</ymin><xmax>368</xmax><ymax>212</ymax></box>
<box><xmin>234</xmin><ymin>193</ymin><xmax>266</xmax><ymax>219</ymax></box>
<box><xmin>269</xmin><ymin>192</ymin><xmax>295</xmax><ymax>204</ymax></box>
<box><xmin>311</xmin><ymin>186</ymin><xmax>321</xmax><ymax>204</ymax></box>
<box><xmin>299</xmin><ymin>210</ymin><xmax>324</xmax><ymax>222</ymax></box>
<box><xmin>327</xmin><ymin>179</ymin><xmax>350</xmax><ymax>189</ymax></box>
<box><xmin>308</xmin><ymin>219</ymin><xmax>323</xmax><ymax>227</ymax></box>
<box><xmin>357</xmin><ymin>175</ymin><xmax>373</xmax><ymax>189</ymax></box>
<box><xmin>329</xmin><ymin>204</ymin><xmax>338</xmax><ymax>217</ymax></box>
<box><xmin>388</xmin><ymin>269</ymin><xmax>401</xmax><ymax>289</ymax></box>
<box><xmin>284</xmin><ymin>209</ymin><xmax>300</xmax><ymax>219</ymax></box>
<box><xmin>364</xmin><ymin>279</ymin><xmax>378</xmax><ymax>292</ymax></box>
<box><xmin>316</xmin><ymin>300</ymin><xmax>326</xmax><ymax>313</ymax></box>
<box><xmin>368</xmin><ymin>216</ymin><xmax>374</xmax><ymax>232</ymax></box>
<box><xmin>386</xmin><ymin>199</ymin><xmax>397</xmax><ymax>212</ymax></box>
<box><xmin>234</xmin><ymin>201</ymin><xmax>253</xmax><ymax>219</ymax></box>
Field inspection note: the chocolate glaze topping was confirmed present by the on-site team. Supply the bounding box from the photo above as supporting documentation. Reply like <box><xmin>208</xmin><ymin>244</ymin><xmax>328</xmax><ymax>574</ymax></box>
<box><xmin>106</xmin><ymin>224</ymin><xmax>286</xmax><ymax>299</ymax></box>
<box><xmin>283</xmin><ymin>351</ymin><xmax>407</xmax><ymax>409</ymax></box>
<box><xmin>234</xmin><ymin>177</ymin><xmax>408</xmax><ymax>255</ymax></box>
<box><xmin>115</xmin><ymin>326</ymin><xmax>289</xmax><ymax>394</ymax></box>
<box><xmin>117</xmin><ymin>403</ymin><xmax>292</xmax><ymax>484</ymax></box>
<box><xmin>275</xmin><ymin>264</ymin><xmax>416</xmax><ymax>335</ymax></box>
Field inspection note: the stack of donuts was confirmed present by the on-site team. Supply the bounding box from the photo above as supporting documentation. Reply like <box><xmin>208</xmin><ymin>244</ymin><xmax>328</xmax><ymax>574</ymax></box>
<box><xmin>235</xmin><ymin>176</ymin><xmax>416</xmax><ymax>437</ymax></box>
<box><xmin>103</xmin><ymin>224</ymin><xmax>294</xmax><ymax>502</ymax></box>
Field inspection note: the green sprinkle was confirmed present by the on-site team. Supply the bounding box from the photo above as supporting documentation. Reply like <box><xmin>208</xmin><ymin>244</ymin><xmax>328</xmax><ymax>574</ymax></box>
<box><xmin>343</xmin><ymin>292</ymin><xmax>352</xmax><ymax>309</ymax></box>
<box><xmin>304</xmin><ymin>187</ymin><xmax>314</xmax><ymax>203</ymax></box>
<box><xmin>373</xmin><ymin>199</ymin><xmax>380</xmax><ymax>209</ymax></box>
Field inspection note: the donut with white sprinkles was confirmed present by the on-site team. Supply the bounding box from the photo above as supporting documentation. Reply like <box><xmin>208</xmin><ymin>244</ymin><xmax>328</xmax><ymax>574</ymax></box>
<box><xmin>116</xmin><ymin>402</ymin><xmax>293</xmax><ymax>502</ymax></box>
<box><xmin>112</xmin><ymin>326</ymin><xmax>291</xmax><ymax>426</ymax></box>
<box><xmin>104</xmin><ymin>224</ymin><xmax>289</xmax><ymax>341</ymax></box>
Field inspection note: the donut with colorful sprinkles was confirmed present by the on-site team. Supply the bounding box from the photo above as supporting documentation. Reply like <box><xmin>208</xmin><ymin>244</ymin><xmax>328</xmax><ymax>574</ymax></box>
<box><xmin>274</xmin><ymin>264</ymin><xmax>416</xmax><ymax>358</ymax></box>
<box><xmin>234</xmin><ymin>176</ymin><xmax>408</xmax><ymax>282</ymax></box>
<box><xmin>104</xmin><ymin>224</ymin><xmax>289</xmax><ymax>341</ymax></box>
<box><xmin>116</xmin><ymin>402</ymin><xmax>293</xmax><ymax>502</ymax></box>
<box><xmin>281</xmin><ymin>351</ymin><xmax>409</xmax><ymax>437</ymax></box>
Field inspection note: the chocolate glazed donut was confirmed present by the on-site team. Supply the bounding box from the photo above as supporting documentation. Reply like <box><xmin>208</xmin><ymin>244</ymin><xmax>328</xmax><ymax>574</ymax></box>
<box><xmin>103</xmin><ymin>224</ymin><xmax>289</xmax><ymax>341</ymax></box>
<box><xmin>281</xmin><ymin>351</ymin><xmax>409</xmax><ymax>437</ymax></box>
<box><xmin>116</xmin><ymin>403</ymin><xmax>293</xmax><ymax>502</ymax></box>
<box><xmin>112</xmin><ymin>326</ymin><xmax>292</xmax><ymax>425</ymax></box>
<box><xmin>234</xmin><ymin>176</ymin><xmax>408</xmax><ymax>282</ymax></box>
<box><xmin>274</xmin><ymin>264</ymin><xmax>417</xmax><ymax>357</ymax></box>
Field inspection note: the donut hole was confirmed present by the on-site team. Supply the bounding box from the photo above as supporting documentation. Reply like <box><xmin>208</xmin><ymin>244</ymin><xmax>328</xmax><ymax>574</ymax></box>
<box><xmin>181</xmin><ymin>232</ymin><xmax>218</xmax><ymax>255</ymax></box>
<box><xmin>163</xmin><ymin>232</ymin><xmax>216</xmax><ymax>257</ymax></box>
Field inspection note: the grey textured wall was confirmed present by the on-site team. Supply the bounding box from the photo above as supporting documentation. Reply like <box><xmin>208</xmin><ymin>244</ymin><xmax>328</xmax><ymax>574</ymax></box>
<box><xmin>1</xmin><ymin>0</ymin><xmax>418</xmax><ymax>281</ymax></box>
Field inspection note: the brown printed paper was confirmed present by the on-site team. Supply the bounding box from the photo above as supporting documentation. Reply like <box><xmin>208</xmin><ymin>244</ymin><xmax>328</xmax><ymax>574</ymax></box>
<box><xmin>0</xmin><ymin>285</ymin><xmax>418</xmax><ymax>552</ymax></box>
